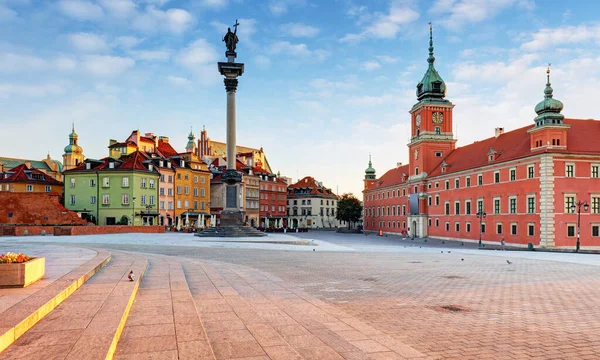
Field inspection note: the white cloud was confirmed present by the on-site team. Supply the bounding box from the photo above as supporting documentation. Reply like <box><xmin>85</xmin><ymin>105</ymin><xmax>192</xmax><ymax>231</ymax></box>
<box><xmin>521</xmin><ymin>25</ymin><xmax>600</xmax><ymax>52</ymax></box>
<box><xmin>132</xmin><ymin>5</ymin><xmax>194</xmax><ymax>34</ymax></box>
<box><xmin>375</xmin><ymin>55</ymin><xmax>398</xmax><ymax>64</ymax></box>
<box><xmin>431</xmin><ymin>0</ymin><xmax>529</xmax><ymax>30</ymax></box>
<box><xmin>344</xmin><ymin>94</ymin><xmax>396</xmax><ymax>106</ymax></box>
<box><xmin>341</xmin><ymin>0</ymin><xmax>419</xmax><ymax>43</ymax></box>
<box><xmin>197</xmin><ymin>0</ymin><xmax>227</xmax><ymax>8</ymax></box>
<box><xmin>269</xmin><ymin>41</ymin><xmax>329</xmax><ymax>62</ymax></box>
<box><xmin>166</xmin><ymin>75</ymin><xmax>190</xmax><ymax>86</ymax></box>
<box><xmin>82</xmin><ymin>55</ymin><xmax>134</xmax><ymax>76</ymax></box>
<box><xmin>112</xmin><ymin>36</ymin><xmax>143</xmax><ymax>49</ymax></box>
<box><xmin>130</xmin><ymin>49</ymin><xmax>171</xmax><ymax>61</ymax></box>
<box><xmin>309</xmin><ymin>77</ymin><xmax>358</xmax><ymax>91</ymax></box>
<box><xmin>268</xmin><ymin>0</ymin><xmax>287</xmax><ymax>15</ymax></box>
<box><xmin>0</xmin><ymin>83</ymin><xmax>67</xmax><ymax>99</ymax></box>
<box><xmin>176</xmin><ymin>38</ymin><xmax>220</xmax><ymax>84</ymax></box>
<box><xmin>254</xmin><ymin>55</ymin><xmax>271</xmax><ymax>69</ymax></box>
<box><xmin>0</xmin><ymin>53</ymin><xmax>47</xmax><ymax>71</ymax></box>
<box><xmin>452</xmin><ymin>53</ymin><xmax>539</xmax><ymax>83</ymax></box>
<box><xmin>54</xmin><ymin>57</ymin><xmax>77</xmax><ymax>71</ymax></box>
<box><xmin>98</xmin><ymin>0</ymin><xmax>137</xmax><ymax>18</ymax></box>
<box><xmin>0</xmin><ymin>5</ymin><xmax>17</xmax><ymax>21</ymax></box>
<box><xmin>363</xmin><ymin>60</ymin><xmax>381</xmax><ymax>71</ymax></box>
<box><xmin>281</xmin><ymin>23</ymin><xmax>319</xmax><ymax>37</ymax></box>
<box><xmin>58</xmin><ymin>0</ymin><xmax>104</xmax><ymax>21</ymax></box>
<box><xmin>68</xmin><ymin>32</ymin><xmax>110</xmax><ymax>52</ymax></box>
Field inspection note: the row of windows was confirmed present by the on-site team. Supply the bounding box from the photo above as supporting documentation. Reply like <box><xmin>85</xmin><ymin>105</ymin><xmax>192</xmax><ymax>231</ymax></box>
<box><xmin>0</xmin><ymin>184</ymin><xmax>53</xmax><ymax>192</ymax></box>
<box><xmin>246</xmin><ymin>200</ymin><xmax>259</xmax><ymax>209</ymax></box>
<box><xmin>259</xmin><ymin>184</ymin><xmax>286</xmax><ymax>192</ymax></box>
<box><xmin>289</xmin><ymin>208</ymin><xmax>337</xmax><ymax>216</ymax></box>
<box><xmin>174</xmin><ymin>186</ymin><xmax>206</xmax><ymax>197</ymax></box>
<box><xmin>434</xmin><ymin>196</ymin><xmax>537</xmax><ymax>215</ymax></box>
<box><xmin>69</xmin><ymin>194</ymin><xmax>155</xmax><ymax>206</ymax></box>
<box><xmin>261</xmin><ymin>194</ymin><xmax>286</xmax><ymax>200</ymax></box>
<box><xmin>69</xmin><ymin>177</ymin><xmax>156</xmax><ymax>189</ymax></box>
<box><xmin>260</xmin><ymin>205</ymin><xmax>286</xmax><ymax>212</ymax></box>
<box><xmin>365</xmin><ymin>205</ymin><xmax>406</xmax><ymax>217</ymax></box>
<box><xmin>287</xmin><ymin>199</ymin><xmax>337</xmax><ymax>206</ymax></box>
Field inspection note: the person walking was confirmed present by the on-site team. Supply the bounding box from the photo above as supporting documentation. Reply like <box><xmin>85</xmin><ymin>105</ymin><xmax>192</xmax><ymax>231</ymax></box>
<box><xmin>501</xmin><ymin>237</ymin><xmax>506</xmax><ymax>251</ymax></box>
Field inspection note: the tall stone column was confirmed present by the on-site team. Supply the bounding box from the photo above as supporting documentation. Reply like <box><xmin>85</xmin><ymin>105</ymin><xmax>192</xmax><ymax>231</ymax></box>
<box><xmin>218</xmin><ymin>51</ymin><xmax>244</xmax><ymax>226</ymax></box>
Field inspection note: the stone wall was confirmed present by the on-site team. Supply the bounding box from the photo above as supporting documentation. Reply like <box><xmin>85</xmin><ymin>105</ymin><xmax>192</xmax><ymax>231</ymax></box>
<box><xmin>0</xmin><ymin>192</ymin><xmax>88</xmax><ymax>225</ymax></box>
<box><xmin>0</xmin><ymin>225</ymin><xmax>165</xmax><ymax>236</ymax></box>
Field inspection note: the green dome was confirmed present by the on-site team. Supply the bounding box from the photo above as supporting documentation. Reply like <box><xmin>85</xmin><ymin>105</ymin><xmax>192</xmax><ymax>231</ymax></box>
<box><xmin>416</xmin><ymin>25</ymin><xmax>446</xmax><ymax>102</ymax></box>
<box><xmin>534</xmin><ymin>69</ymin><xmax>564</xmax><ymax>126</ymax></box>
<box><xmin>365</xmin><ymin>154</ymin><xmax>376</xmax><ymax>180</ymax></box>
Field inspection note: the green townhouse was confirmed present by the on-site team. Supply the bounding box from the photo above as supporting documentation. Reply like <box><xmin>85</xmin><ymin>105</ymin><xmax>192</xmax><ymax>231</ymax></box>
<box><xmin>63</xmin><ymin>151</ymin><xmax>160</xmax><ymax>226</ymax></box>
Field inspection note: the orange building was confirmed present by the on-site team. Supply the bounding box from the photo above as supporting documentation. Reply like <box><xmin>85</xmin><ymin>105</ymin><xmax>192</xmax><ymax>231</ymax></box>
<box><xmin>363</xmin><ymin>27</ymin><xmax>600</xmax><ymax>250</ymax></box>
<box><xmin>0</xmin><ymin>164</ymin><xmax>62</xmax><ymax>194</ymax></box>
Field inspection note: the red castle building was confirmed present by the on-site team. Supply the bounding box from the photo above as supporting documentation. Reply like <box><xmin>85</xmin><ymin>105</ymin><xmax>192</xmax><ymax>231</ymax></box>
<box><xmin>363</xmin><ymin>27</ymin><xmax>600</xmax><ymax>250</ymax></box>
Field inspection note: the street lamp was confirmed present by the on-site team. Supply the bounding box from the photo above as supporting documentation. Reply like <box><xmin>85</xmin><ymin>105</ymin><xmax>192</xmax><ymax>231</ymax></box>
<box><xmin>571</xmin><ymin>201</ymin><xmax>589</xmax><ymax>252</ymax></box>
<box><xmin>132</xmin><ymin>197</ymin><xmax>136</xmax><ymax>225</ymax></box>
<box><xmin>476</xmin><ymin>210</ymin><xmax>487</xmax><ymax>247</ymax></box>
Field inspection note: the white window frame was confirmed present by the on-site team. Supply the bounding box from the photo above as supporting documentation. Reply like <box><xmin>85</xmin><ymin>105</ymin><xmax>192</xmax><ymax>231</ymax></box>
<box><xmin>122</xmin><ymin>177</ymin><xmax>129</xmax><ymax>187</ymax></box>
<box><xmin>70</xmin><ymin>194</ymin><xmax>76</xmax><ymax>205</ymax></box>
<box><xmin>103</xmin><ymin>194</ymin><xmax>110</xmax><ymax>205</ymax></box>
<box><xmin>26</xmin><ymin>184</ymin><xmax>33</xmax><ymax>192</ymax></box>
<box><xmin>122</xmin><ymin>193</ymin><xmax>129</xmax><ymax>205</ymax></box>
<box><xmin>565</xmin><ymin>163</ymin><xmax>575</xmax><ymax>178</ymax></box>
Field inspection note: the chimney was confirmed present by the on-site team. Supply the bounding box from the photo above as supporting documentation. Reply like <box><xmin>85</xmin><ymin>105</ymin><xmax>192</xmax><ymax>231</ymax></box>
<box><xmin>109</xmin><ymin>139</ymin><xmax>117</xmax><ymax>146</ymax></box>
<box><xmin>495</xmin><ymin>127</ymin><xmax>504</xmax><ymax>138</ymax></box>
<box><xmin>145</xmin><ymin>132</ymin><xmax>154</xmax><ymax>137</ymax></box>
<box><xmin>159</xmin><ymin>136</ymin><xmax>169</xmax><ymax>143</ymax></box>
<box><xmin>396</xmin><ymin>162</ymin><xmax>402</xmax><ymax>168</ymax></box>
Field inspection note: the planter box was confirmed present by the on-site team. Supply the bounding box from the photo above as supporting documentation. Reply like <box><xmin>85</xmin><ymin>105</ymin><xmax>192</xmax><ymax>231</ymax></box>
<box><xmin>0</xmin><ymin>257</ymin><xmax>45</xmax><ymax>288</ymax></box>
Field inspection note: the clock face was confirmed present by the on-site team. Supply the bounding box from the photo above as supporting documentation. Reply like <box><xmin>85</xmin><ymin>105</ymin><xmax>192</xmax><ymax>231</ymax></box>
<box><xmin>432</xmin><ymin>112</ymin><xmax>444</xmax><ymax>124</ymax></box>
<box><xmin>415</xmin><ymin>114</ymin><xmax>421</xmax><ymax>127</ymax></box>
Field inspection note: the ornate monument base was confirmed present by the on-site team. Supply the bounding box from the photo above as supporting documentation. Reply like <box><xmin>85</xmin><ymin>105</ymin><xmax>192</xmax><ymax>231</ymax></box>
<box><xmin>220</xmin><ymin>209</ymin><xmax>245</xmax><ymax>227</ymax></box>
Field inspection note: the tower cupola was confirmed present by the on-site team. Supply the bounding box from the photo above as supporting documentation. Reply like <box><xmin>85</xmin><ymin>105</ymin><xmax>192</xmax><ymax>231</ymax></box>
<box><xmin>64</xmin><ymin>123</ymin><xmax>83</xmax><ymax>154</ymax></box>
<box><xmin>416</xmin><ymin>23</ymin><xmax>447</xmax><ymax>103</ymax></box>
<box><xmin>534</xmin><ymin>65</ymin><xmax>564</xmax><ymax>127</ymax></box>
<box><xmin>364</xmin><ymin>154</ymin><xmax>376</xmax><ymax>180</ymax></box>
<box><xmin>186</xmin><ymin>127</ymin><xmax>196</xmax><ymax>153</ymax></box>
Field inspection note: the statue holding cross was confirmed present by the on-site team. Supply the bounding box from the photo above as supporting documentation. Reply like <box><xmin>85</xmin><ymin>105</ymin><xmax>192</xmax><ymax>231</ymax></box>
<box><xmin>223</xmin><ymin>19</ymin><xmax>240</xmax><ymax>53</ymax></box>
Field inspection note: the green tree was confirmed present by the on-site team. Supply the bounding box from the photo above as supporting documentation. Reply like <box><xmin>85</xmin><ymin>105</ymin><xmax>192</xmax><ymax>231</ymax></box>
<box><xmin>116</xmin><ymin>215</ymin><xmax>130</xmax><ymax>225</ymax></box>
<box><xmin>336</xmin><ymin>193</ymin><xmax>363</xmax><ymax>229</ymax></box>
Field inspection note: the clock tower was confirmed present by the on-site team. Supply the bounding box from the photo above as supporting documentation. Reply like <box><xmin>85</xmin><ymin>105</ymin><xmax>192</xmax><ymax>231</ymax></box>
<box><xmin>408</xmin><ymin>24</ymin><xmax>456</xmax><ymax>179</ymax></box>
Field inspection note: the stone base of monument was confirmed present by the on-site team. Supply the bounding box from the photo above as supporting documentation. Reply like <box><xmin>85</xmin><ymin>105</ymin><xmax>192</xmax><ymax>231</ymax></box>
<box><xmin>195</xmin><ymin>210</ymin><xmax>267</xmax><ymax>238</ymax></box>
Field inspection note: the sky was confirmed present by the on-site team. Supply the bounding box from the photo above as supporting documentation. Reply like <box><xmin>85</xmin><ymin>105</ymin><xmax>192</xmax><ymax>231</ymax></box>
<box><xmin>1</xmin><ymin>0</ymin><xmax>600</xmax><ymax>198</ymax></box>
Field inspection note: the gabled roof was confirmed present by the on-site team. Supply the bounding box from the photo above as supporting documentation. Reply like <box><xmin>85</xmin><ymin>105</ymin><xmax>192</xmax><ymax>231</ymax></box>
<box><xmin>364</xmin><ymin>164</ymin><xmax>410</xmax><ymax>191</ymax></box>
<box><xmin>64</xmin><ymin>151</ymin><xmax>155</xmax><ymax>173</ymax></box>
<box><xmin>288</xmin><ymin>176</ymin><xmax>337</xmax><ymax>197</ymax></box>
<box><xmin>0</xmin><ymin>157</ymin><xmax>56</xmax><ymax>172</ymax></box>
<box><xmin>157</xmin><ymin>140</ymin><xmax>179</xmax><ymax>158</ymax></box>
<box><xmin>0</xmin><ymin>164</ymin><xmax>62</xmax><ymax>185</ymax></box>
<box><xmin>428</xmin><ymin>118</ymin><xmax>600</xmax><ymax>177</ymax></box>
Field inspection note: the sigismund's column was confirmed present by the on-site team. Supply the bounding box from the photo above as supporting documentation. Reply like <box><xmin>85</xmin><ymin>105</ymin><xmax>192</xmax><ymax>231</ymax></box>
<box><xmin>218</xmin><ymin>22</ymin><xmax>245</xmax><ymax>226</ymax></box>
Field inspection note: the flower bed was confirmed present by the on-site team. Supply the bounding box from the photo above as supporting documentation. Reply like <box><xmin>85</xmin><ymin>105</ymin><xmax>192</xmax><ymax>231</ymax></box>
<box><xmin>0</xmin><ymin>253</ymin><xmax>45</xmax><ymax>287</ymax></box>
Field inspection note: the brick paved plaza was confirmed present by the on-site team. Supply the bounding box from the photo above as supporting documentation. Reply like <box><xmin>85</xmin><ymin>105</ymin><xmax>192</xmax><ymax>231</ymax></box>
<box><xmin>2</xmin><ymin>232</ymin><xmax>600</xmax><ymax>359</ymax></box>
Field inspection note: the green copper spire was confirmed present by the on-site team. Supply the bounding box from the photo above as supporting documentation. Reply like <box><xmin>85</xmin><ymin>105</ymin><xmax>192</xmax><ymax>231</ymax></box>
<box><xmin>186</xmin><ymin>127</ymin><xmax>196</xmax><ymax>151</ymax></box>
<box><xmin>534</xmin><ymin>64</ymin><xmax>564</xmax><ymax>127</ymax></box>
<box><xmin>365</xmin><ymin>153</ymin><xmax>376</xmax><ymax>180</ymax></box>
<box><xmin>416</xmin><ymin>23</ymin><xmax>447</xmax><ymax>103</ymax></box>
<box><xmin>64</xmin><ymin>123</ymin><xmax>83</xmax><ymax>154</ymax></box>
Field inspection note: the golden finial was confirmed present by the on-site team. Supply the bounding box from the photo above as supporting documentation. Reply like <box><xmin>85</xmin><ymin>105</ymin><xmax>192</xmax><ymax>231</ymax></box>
<box><xmin>429</xmin><ymin>21</ymin><xmax>432</xmax><ymax>31</ymax></box>
<box><xmin>547</xmin><ymin>62</ymin><xmax>551</xmax><ymax>74</ymax></box>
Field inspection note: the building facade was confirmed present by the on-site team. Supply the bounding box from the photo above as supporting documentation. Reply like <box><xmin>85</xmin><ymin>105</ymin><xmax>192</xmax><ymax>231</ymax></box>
<box><xmin>63</xmin><ymin>152</ymin><xmax>160</xmax><ymax>225</ymax></box>
<box><xmin>287</xmin><ymin>176</ymin><xmax>339</xmax><ymax>229</ymax></box>
<box><xmin>256</xmin><ymin>168</ymin><xmax>288</xmax><ymax>228</ymax></box>
<box><xmin>363</xmin><ymin>26</ymin><xmax>600</xmax><ymax>249</ymax></box>
<box><xmin>0</xmin><ymin>164</ymin><xmax>63</xmax><ymax>194</ymax></box>
<box><xmin>0</xmin><ymin>155</ymin><xmax>63</xmax><ymax>182</ymax></box>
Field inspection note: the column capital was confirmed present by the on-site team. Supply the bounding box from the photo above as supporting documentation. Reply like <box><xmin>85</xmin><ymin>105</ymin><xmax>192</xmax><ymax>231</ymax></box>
<box><xmin>224</xmin><ymin>78</ymin><xmax>238</xmax><ymax>92</ymax></box>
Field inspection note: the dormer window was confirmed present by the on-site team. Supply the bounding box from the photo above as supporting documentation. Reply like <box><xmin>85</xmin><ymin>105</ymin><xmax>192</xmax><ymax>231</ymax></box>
<box><xmin>432</xmin><ymin>81</ymin><xmax>441</xmax><ymax>91</ymax></box>
<box><xmin>417</xmin><ymin>83</ymin><xmax>423</xmax><ymax>94</ymax></box>
<box><xmin>489</xmin><ymin>155</ymin><xmax>494</xmax><ymax>162</ymax></box>
<box><xmin>109</xmin><ymin>162</ymin><xmax>114</xmax><ymax>169</ymax></box>
<box><xmin>86</xmin><ymin>163</ymin><xmax>91</xmax><ymax>170</ymax></box>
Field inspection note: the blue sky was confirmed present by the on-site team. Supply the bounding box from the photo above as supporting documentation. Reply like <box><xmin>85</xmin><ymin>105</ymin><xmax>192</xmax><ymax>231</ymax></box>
<box><xmin>2</xmin><ymin>0</ymin><xmax>600</xmax><ymax>197</ymax></box>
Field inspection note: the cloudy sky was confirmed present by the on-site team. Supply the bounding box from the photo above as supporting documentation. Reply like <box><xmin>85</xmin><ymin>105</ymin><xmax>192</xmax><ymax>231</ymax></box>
<box><xmin>1</xmin><ymin>0</ymin><xmax>599</xmax><ymax>197</ymax></box>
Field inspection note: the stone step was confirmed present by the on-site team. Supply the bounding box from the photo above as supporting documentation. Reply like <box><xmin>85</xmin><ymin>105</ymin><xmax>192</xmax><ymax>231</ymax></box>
<box><xmin>0</xmin><ymin>252</ymin><xmax>148</xmax><ymax>360</ymax></box>
<box><xmin>0</xmin><ymin>249</ymin><xmax>112</xmax><ymax>353</ymax></box>
<box><xmin>114</xmin><ymin>258</ymin><xmax>215</xmax><ymax>359</ymax></box>
<box><xmin>195</xmin><ymin>226</ymin><xmax>267</xmax><ymax>238</ymax></box>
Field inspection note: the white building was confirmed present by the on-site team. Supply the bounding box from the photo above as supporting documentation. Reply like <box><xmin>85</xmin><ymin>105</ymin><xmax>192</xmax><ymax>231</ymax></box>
<box><xmin>287</xmin><ymin>176</ymin><xmax>341</xmax><ymax>229</ymax></box>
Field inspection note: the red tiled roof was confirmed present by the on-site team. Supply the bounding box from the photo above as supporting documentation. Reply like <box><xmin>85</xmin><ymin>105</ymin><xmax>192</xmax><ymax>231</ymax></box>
<box><xmin>364</xmin><ymin>164</ymin><xmax>410</xmax><ymax>191</ymax></box>
<box><xmin>288</xmin><ymin>176</ymin><xmax>336</xmax><ymax>196</ymax></box>
<box><xmin>0</xmin><ymin>164</ymin><xmax>62</xmax><ymax>185</ymax></box>
<box><xmin>108</xmin><ymin>141</ymin><xmax>135</xmax><ymax>148</ymax></box>
<box><xmin>252</xmin><ymin>165</ymin><xmax>269</xmax><ymax>174</ymax></box>
<box><xmin>119</xmin><ymin>151</ymin><xmax>150</xmax><ymax>171</ymax></box>
<box><xmin>64</xmin><ymin>151</ymin><xmax>154</xmax><ymax>173</ymax></box>
<box><xmin>428</xmin><ymin>118</ymin><xmax>600</xmax><ymax>177</ymax></box>
<box><xmin>157</xmin><ymin>140</ymin><xmax>179</xmax><ymax>158</ymax></box>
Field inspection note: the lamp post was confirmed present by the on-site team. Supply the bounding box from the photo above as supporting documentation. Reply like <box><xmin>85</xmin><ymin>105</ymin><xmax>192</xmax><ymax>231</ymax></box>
<box><xmin>132</xmin><ymin>197</ymin><xmax>136</xmax><ymax>225</ymax></box>
<box><xmin>476</xmin><ymin>210</ymin><xmax>487</xmax><ymax>247</ymax></box>
<box><xmin>571</xmin><ymin>201</ymin><xmax>589</xmax><ymax>252</ymax></box>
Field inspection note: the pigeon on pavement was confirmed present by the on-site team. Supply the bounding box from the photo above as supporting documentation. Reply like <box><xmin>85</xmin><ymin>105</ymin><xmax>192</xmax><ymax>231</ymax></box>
<box><xmin>506</xmin><ymin>260</ymin><xmax>513</xmax><ymax>264</ymax></box>
<box><xmin>461</xmin><ymin>258</ymin><xmax>464</xmax><ymax>261</ymax></box>
<box><xmin>128</xmin><ymin>271</ymin><xmax>134</xmax><ymax>282</ymax></box>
